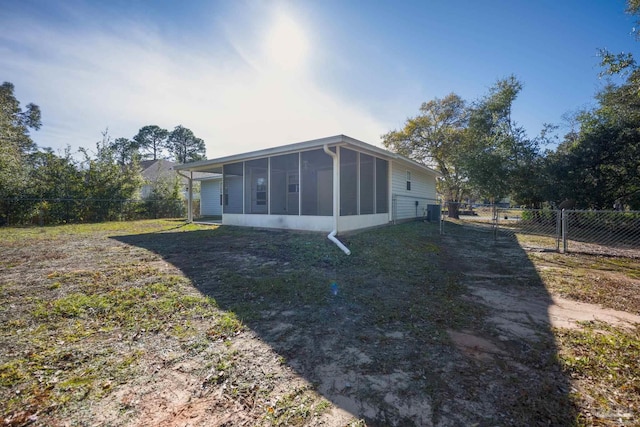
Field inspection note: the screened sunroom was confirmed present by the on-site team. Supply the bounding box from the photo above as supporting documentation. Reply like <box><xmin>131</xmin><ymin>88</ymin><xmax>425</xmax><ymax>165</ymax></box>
<box><xmin>174</xmin><ymin>135</ymin><xmax>439</xmax><ymax>233</ymax></box>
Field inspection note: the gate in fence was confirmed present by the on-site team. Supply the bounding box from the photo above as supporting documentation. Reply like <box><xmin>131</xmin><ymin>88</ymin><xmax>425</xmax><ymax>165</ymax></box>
<box><xmin>442</xmin><ymin>203</ymin><xmax>640</xmax><ymax>257</ymax></box>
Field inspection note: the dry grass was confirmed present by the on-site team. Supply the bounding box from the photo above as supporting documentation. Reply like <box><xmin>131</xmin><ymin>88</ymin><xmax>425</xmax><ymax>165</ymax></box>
<box><xmin>528</xmin><ymin>251</ymin><xmax>640</xmax><ymax>315</ymax></box>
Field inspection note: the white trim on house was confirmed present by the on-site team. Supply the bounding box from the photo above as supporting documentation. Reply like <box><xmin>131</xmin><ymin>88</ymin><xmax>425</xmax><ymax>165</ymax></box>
<box><xmin>338</xmin><ymin>213</ymin><xmax>390</xmax><ymax>233</ymax></box>
<box><xmin>223</xmin><ymin>213</ymin><xmax>334</xmax><ymax>232</ymax></box>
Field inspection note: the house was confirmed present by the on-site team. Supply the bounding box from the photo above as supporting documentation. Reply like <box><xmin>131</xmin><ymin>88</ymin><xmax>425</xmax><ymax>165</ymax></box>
<box><xmin>140</xmin><ymin>159</ymin><xmax>213</xmax><ymax>207</ymax></box>
<box><xmin>139</xmin><ymin>159</ymin><xmax>188</xmax><ymax>199</ymax></box>
<box><xmin>175</xmin><ymin>135</ymin><xmax>440</xmax><ymax>241</ymax></box>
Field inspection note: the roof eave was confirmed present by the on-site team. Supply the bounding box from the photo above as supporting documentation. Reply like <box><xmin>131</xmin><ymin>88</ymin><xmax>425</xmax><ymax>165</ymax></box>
<box><xmin>174</xmin><ymin>135</ymin><xmax>346</xmax><ymax>172</ymax></box>
<box><xmin>175</xmin><ymin>134</ymin><xmax>442</xmax><ymax>177</ymax></box>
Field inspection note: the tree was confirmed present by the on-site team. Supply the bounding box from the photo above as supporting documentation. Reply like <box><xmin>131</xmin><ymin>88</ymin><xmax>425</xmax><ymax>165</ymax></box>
<box><xmin>0</xmin><ymin>82</ymin><xmax>41</xmax><ymax>199</ymax></box>
<box><xmin>109</xmin><ymin>137</ymin><xmax>140</xmax><ymax>166</ymax></box>
<box><xmin>28</xmin><ymin>148</ymin><xmax>84</xmax><ymax>199</ymax></box>
<box><xmin>464</xmin><ymin>76</ymin><xmax>544</xmax><ymax>206</ymax></box>
<box><xmin>382</xmin><ymin>93</ymin><xmax>470</xmax><ymax>218</ymax></box>
<box><xmin>599</xmin><ymin>0</ymin><xmax>640</xmax><ymax>76</ymax></box>
<box><xmin>546</xmin><ymin>76</ymin><xmax>640</xmax><ymax>209</ymax></box>
<box><xmin>80</xmin><ymin>130</ymin><xmax>143</xmax><ymax>220</ymax></box>
<box><xmin>0</xmin><ymin>82</ymin><xmax>41</xmax><ymax>152</ymax></box>
<box><xmin>168</xmin><ymin>125</ymin><xmax>206</xmax><ymax>163</ymax></box>
<box><xmin>144</xmin><ymin>174</ymin><xmax>185</xmax><ymax>218</ymax></box>
<box><xmin>133</xmin><ymin>125</ymin><xmax>169</xmax><ymax>160</ymax></box>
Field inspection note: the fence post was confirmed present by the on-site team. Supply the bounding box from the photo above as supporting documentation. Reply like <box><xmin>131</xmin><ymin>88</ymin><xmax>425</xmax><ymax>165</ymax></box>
<box><xmin>562</xmin><ymin>209</ymin><xmax>568</xmax><ymax>253</ymax></box>
<box><xmin>556</xmin><ymin>210</ymin><xmax>561</xmax><ymax>252</ymax></box>
<box><xmin>492</xmin><ymin>204</ymin><xmax>498</xmax><ymax>240</ymax></box>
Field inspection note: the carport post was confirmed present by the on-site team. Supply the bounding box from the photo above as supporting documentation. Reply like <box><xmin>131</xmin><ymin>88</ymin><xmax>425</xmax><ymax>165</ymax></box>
<box><xmin>187</xmin><ymin>171</ymin><xmax>193</xmax><ymax>222</ymax></box>
<box><xmin>176</xmin><ymin>169</ymin><xmax>194</xmax><ymax>223</ymax></box>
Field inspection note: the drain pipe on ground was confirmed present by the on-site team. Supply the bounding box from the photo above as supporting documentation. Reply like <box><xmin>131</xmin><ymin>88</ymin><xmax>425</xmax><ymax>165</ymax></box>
<box><xmin>323</xmin><ymin>144</ymin><xmax>351</xmax><ymax>255</ymax></box>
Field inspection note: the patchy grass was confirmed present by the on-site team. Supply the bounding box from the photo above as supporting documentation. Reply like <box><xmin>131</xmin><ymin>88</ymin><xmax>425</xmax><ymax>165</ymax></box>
<box><xmin>529</xmin><ymin>252</ymin><xmax>640</xmax><ymax>315</ymax></box>
<box><xmin>1</xmin><ymin>219</ymin><xmax>639</xmax><ymax>425</ymax></box>
<box><xmin>521</xmin><ymin>240</ymin><xmax>640</xmax><ymax>424</ymax></box>
<box><xmin>264</xmin><ymin>386</ymin><xmax>331</xmax><ymax>426</ymax></box>
<box><xmin>515</xmin><ymin>232</ymin><xmax>559</xmax><ymax>249</ymax></box>
<box><xmin>0</xmin><ymin>263</ymin><xmax>225</xmax><ymax>422</ymax></box>
<box><xmin>556</xmin><ymin>322</ymin><xmax>640</xmax><ymax>425</ymax></box>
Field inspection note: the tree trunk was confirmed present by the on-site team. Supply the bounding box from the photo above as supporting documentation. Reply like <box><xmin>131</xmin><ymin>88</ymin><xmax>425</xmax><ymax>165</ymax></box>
<box><xmin>448</xmin><ymin>201</ymin><xmax>460</xmax><ymax>219</ymax></box>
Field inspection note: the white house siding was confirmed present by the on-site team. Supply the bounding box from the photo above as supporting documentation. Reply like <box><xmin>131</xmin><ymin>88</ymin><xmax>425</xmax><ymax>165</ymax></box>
<box><xmin>338</xmin><ymin>213</ymin><xmax>389</xmax><ymax>232</ymax></box>
<box><xmin>200</xmin><ymin>179</ymin><xmax>222</xmax><ymax>216</ymax></box>
<box><xmin>391</xmin><ymin>161</ymin><xmax>438</xmax><ymax>221</ymax></box>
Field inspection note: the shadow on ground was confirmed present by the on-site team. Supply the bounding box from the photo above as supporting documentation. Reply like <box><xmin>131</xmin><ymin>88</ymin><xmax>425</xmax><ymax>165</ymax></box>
<box><xmin>113</xmin><ymin>221</ymin><xmax>577</xmax><ymax>425</ymax></box>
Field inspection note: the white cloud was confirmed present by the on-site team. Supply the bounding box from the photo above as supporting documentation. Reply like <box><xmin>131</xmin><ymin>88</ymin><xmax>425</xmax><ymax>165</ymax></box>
<box><xmin>0</xmin><ymin>5</ymin><xmax>387</xmax><ymax>159</ymax></box>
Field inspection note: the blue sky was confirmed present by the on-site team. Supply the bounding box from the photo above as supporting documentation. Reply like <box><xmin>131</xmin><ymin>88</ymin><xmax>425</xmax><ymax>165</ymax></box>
<box><xmin>1</xmin><ymin>0</ymin><xmax>637</xmax><ymax>158</ymax></box>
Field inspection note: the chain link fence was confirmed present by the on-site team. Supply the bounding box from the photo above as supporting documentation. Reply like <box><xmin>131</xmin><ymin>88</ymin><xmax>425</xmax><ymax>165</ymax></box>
<box><xmin>0</xmin><ymin>198</ymin><xmax>200</xmax><ymax>227</ymax></box>
<box><xmin>563</xmin><ymin>210</ymin><xmax>640</xmax><ymax>258</ymax></box>
<box><xmin>441</xmin><ymin>202</ymin><xmax>640</xmax><ymax>257</ymax></box>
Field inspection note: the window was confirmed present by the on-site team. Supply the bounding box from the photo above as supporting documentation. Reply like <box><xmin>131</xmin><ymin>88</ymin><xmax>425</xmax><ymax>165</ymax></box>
<box><xmin>288</xmin><ymin>174</ymin><xmax>299</xmax><ymax>193</ymax></box>
<box><xmin>256</xmin><ymin>178</ymin><xmax>267</xmax><ymax>205</ymax></box>
<box><xmin>270</xmin><ymin>153</ymin><xmax>299</xmax><ymax>215</ymax></box>
<box><xmin>406</xmin><ymin>170</ymin><xmax>412</xmax><ymax>191</ymax></box>
<box><xmin>219</xmin><ymin>181</ymin><xmax>223</xmax><ymax>205</ymax></box>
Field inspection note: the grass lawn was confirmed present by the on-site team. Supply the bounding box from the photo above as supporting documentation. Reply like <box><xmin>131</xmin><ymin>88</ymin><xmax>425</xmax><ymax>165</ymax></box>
<box><xmin>1</xmin><ymin>219</ymin><xmax>638</xmax><ymax>426</ymax></box>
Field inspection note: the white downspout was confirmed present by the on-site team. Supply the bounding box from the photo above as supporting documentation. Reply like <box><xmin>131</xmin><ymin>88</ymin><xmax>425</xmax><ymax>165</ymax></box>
<box><xmin>328</xmin><ymin>229</ymin><xmax>351</xmax><ymax>255</ymax></box>
<box><xmin>176</xmin><ymin>170</ymin><xmax>193</xmax><ymax>223</ymax></box>
<box><xmin>323</xmin><ymin>144</ymin><xmax>351</xmax><ymax>255</ymax></box>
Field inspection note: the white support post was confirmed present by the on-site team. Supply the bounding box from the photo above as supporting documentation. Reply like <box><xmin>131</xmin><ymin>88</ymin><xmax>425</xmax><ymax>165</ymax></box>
<box><xmin>188</xmin><ymin>171</ymin><xmax>193</xmax><ymax>222</ymax></box>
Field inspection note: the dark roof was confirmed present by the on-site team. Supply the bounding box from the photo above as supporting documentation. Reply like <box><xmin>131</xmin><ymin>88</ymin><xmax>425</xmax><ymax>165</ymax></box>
<box><xmin>140</xmin><ymin>159</ymin><xmax>176</xmax><ymax>181</ymax></box>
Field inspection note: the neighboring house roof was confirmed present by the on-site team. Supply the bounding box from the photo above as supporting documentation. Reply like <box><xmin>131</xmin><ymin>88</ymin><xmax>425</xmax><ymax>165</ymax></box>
<box><xmin>174</xmin><ymin>134</ymin><xmax>442</xmax><ymax>177</ymax></box>
<box><xmin>140</xmin><ymin>159</ymin><xmax>177</xmax><ymax>182</ymax></box>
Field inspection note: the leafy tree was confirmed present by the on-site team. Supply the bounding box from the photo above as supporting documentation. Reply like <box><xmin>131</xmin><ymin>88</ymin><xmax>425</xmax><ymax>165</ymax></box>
<box><xmin>382</xmin><ymin>93</ymin><xmax>470</xmax><ymax>217</ymax></box>
<box><xmin>80</xmin><ymin>130</ymin><xmax>143</xmax><ymax>221</ymax></box>
<box><xmin>544</xmin><ymin>1</ymin><xmax>640</xmax><ymax>210</ymax></box>
<box><xmin>168</xmin><ymin>125</ymin><xmax>206</xmax><ymax>163</ymax></box>
<box><xmin>599</xmin><ymin>0</ymin><xmax>640</xmax><ymax>76</ymax></box>
<box><xmin>0</xmin><ymin>82</ymin><xmax>41</xmax><ymax>152</ymax></box>
<box><xmin>28</xmin><ymin>148</ymin><xmax>84</xmax><ymax>199</ymax></box>
<box><xmin>547</xmin><ymin>76</ymin><xmax>640</xmax><ymax>209</ymax></box>
<box><xmin>0</xmin><ymin>138</ymin><xmax>25</xmax><ymax>198</ymax></box>
<box><xmin>0</xmin><ymin>82</ymin><xmax>41</xmax><ymax>199</ymax></box>
<box><xmin>133</xmin><ymin>125</ymin><xmax>169</xmax><ymax>160</ymax></box>
<box><xmin>144</xmin><ymin>175</ymin><xmax>185</xmax><ymax>218</ymax></box>
<box><xmin>24</xmin><ymin>148</ymin><xmax>87</xmax><ymax>223</ymax></box>
<box><xmin>110</xmin><ymin>137</ymin><xmax>140</xmax><ymax>166</ymax></box>
<box><xmin>464</xmin><ymin>76</ymin><xmax>545</xmax><ymax>206</ymax></box>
